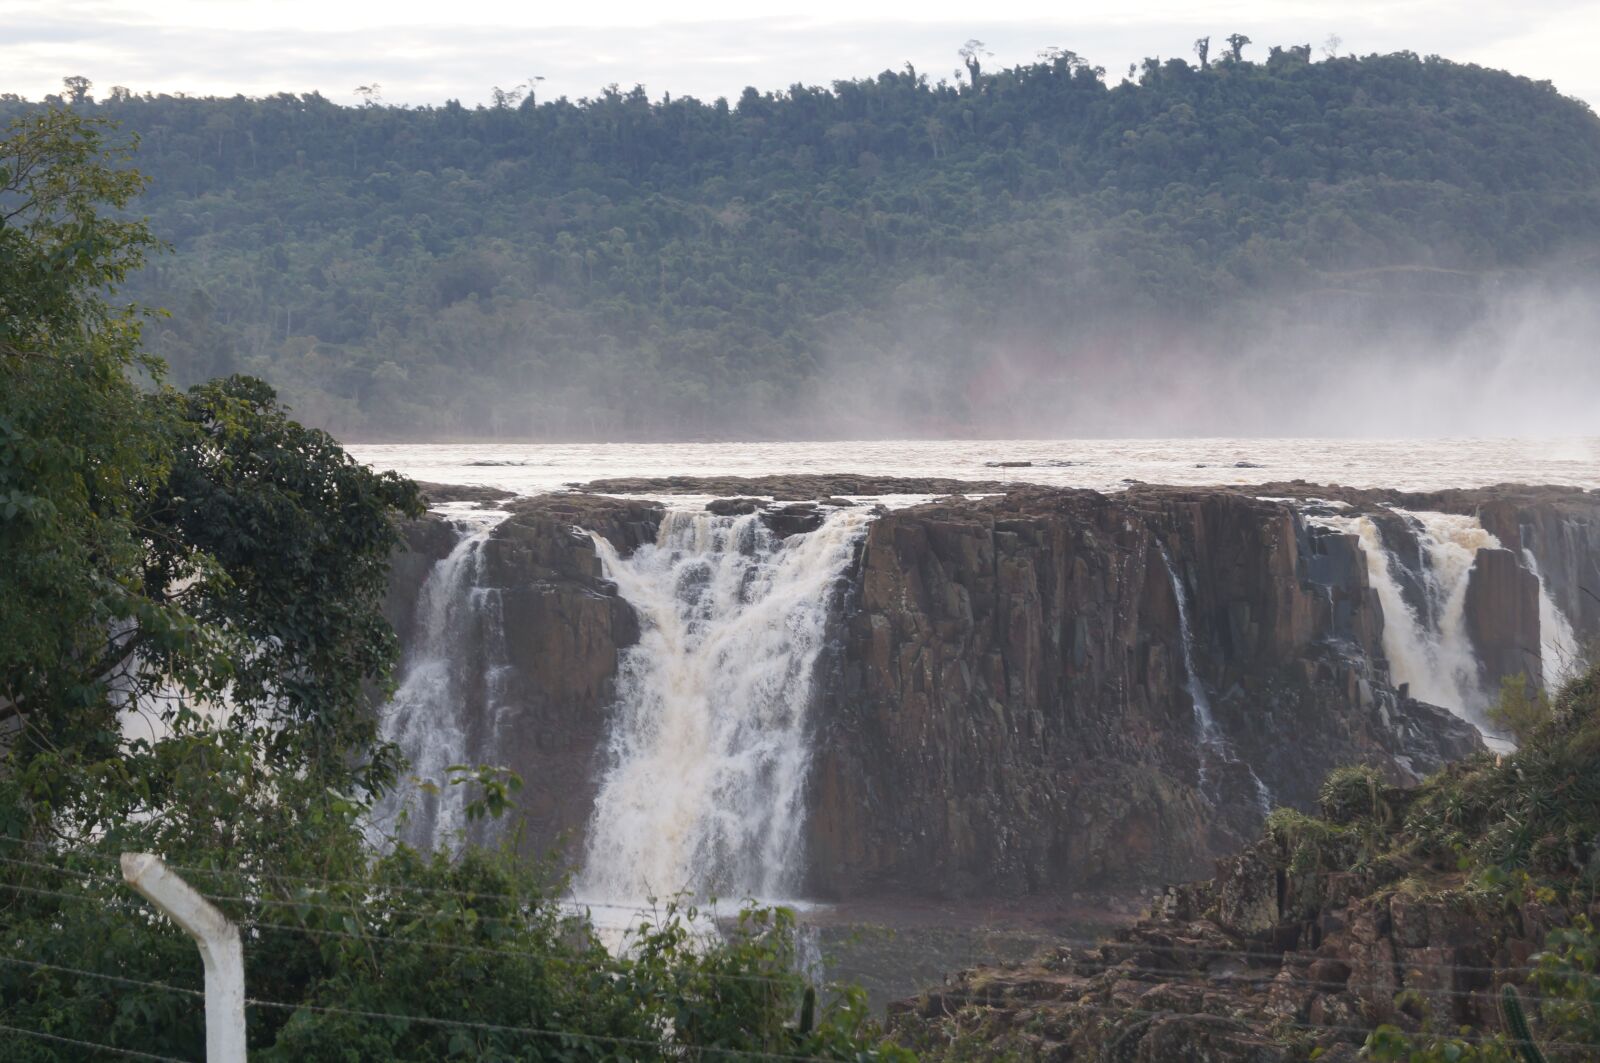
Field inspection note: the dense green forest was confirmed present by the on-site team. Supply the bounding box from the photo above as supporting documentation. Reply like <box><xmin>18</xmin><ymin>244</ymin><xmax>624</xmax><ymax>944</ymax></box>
<box><xmin>6</xmin><ymin>44</ymin><xmax>1600</xmax><ymax>439</ymax></box>
<box><xmin>1</xmin><ymin>110</ymin><xmax>904</xmax><ymax>1060</ymax></box>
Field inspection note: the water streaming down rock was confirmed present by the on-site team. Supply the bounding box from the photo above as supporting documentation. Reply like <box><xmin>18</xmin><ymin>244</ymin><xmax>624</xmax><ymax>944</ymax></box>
<box><xmin>576</xmin><ymin>508</ymin><xmax>870</xmax><ymax>905</ymax></box>
<box><xmin>1316</xmin><ymin>513</ymin><xmax>1488</xmax><ymax>720</ymax></box>
<box><xmin>1523</xmin><ymin>547</ymin><xmax>1583</xmax><ymax>689</ymax></box>
<box><xmin>1406</xmin><ymin>510</ymin><xmax>1502</xmax><ymax>720</ymax></box>
<box><xmin>371</xmin><ymin>521</ymin><xmax>507</xmax><ymax>850</ymax></box>
<box><xmin>1309</xmin><ymin>508</ymin><xmax>1578</xmax><ymax>741</ymax></box>
<box><xmin>1160</xmin><ymin>548</ymin><xmax>1273</xmax><ymax>814</ymax></box>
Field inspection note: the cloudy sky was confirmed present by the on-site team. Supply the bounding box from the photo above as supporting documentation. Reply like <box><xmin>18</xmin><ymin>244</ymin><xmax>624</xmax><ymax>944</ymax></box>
<box><xmin>6</xmin><ymin>0</ymin><xmax>1600</xmax><ymax>109</ymax></box>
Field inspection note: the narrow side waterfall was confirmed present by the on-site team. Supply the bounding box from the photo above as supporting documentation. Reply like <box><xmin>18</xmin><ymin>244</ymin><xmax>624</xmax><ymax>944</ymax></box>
<box><xmin>371</xmin><ymin>522</ymin><xmax>505</xmax><ymax>850</ymax></box>
<box><xmin>576</xmin><ymin>508</ymin><xmax>869</xmax><ymax>905</ymax></box>
<box><xmin>1523</xmin><ymin>548</ymin><xmax>1582</xmax><ymax>689</ymax></box>
<box><xmin>1161</xmin><ymin>549</ymin><xmax>1224</xmax><ymax>751</ymax></box>
<box><xmin>1160</xmin><ymin>548</ymin><xmax>1272</xmax><ymax>813</ymax></box>
<box><xmin>1315</xmin><ymin>510</ymin><xmax>1521</xmax><ymax>736</ymax></box>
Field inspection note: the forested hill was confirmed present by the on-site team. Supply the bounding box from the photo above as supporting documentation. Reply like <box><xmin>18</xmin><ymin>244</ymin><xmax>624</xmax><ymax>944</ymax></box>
<box><xmin>8</xmin><ymin>47</ymin><xmax>1600</xmax><ymax>439</ymax></box>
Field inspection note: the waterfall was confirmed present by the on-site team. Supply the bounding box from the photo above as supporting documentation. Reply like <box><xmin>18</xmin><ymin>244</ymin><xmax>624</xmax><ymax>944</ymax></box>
<box><xmin>576</xmin><ymin>508</ymin><xmax>869</xmax><ymax>906</ymax></box>
<box><xmin>1523</xmin><ymin>548</ymin><xmax>1582</xmax><ymax>690</ymax></box>
<box><xmin>1316</xmin><ymin>514</ymin><xmax>1480</xmax><ymax>715</ymax></box>
<box><xmin>1313</xmin><ymin>510</ymin><xmax>1513</xmax><ymax>737</ymax></box>
<box><xmin>1407</xmin><ymin>511</ymin><xmax>1500</xmax><ymax>719</ymax></box>
<box><xmin>1160</xmin><ymin>548</ymin><xmax>1272</xmax><ymax>813</ymax></box>
<box><xmin>370</xmin><ymin>522</ymin><xmax>504</xmax><ymax>850</ymax></box>
<box><xmin>1161</xmin><ymin>550</ymin><xmax>1224</xmax><ymax>750</ymax></box>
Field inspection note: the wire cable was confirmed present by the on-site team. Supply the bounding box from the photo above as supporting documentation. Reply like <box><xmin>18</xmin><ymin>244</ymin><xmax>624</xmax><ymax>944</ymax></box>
<box><xmin>0</xmin><ymin>1021</ymin><xmax>192</xmax><ymax>1062</ymax></box>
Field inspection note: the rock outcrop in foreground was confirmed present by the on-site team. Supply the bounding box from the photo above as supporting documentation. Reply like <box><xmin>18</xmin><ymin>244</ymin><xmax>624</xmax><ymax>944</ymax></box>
<box><xmin>382</xmin><ymin>480</ymin><xmax>1600</xmax><ymax>896</ymax></box>
<box><xmin>890</xmin><ymin>665</ymin><xmax>1600</xmax><ymax>1061</ymax></box>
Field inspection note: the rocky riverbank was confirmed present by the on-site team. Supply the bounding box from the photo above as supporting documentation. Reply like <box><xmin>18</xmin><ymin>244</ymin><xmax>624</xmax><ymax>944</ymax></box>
<box><xmin>889</xmin><ymin>664</ymin><xmax>1600</xmax><ymax>1060</ymax></box>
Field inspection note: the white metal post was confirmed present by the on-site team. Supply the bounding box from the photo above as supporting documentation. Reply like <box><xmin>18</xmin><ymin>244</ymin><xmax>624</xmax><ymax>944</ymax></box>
<box><xmin>121</xmin><ymin>853</ymin><xmax>248</xmax><ymax>1063</ymax></box>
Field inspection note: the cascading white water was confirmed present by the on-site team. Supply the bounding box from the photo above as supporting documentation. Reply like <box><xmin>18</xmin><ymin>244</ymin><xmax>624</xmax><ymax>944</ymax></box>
<box><xmin>1406</xmin><ymin>511</ymin><xmax>1501</xmax><ymax>720</ymax></box>
<box><xmin>576</xmin><ymin>508</ymin><xmax>869</xmax><ymax>906</ymax></box>
<box><xmin>1160</xmin><ymin>548</ymin><xmax>1272</xmax><ymax>813</ymax></box>
<box><xmin>1314</xmin><ymin>514</ymin><xmax>1480</xmax><ymax>716</ymax></box>
<box><xmin>1311</xmin><ymin>509</ymin><xmax>1554</xmax><ymax>741</ymax></box>
<box><xmin>370</xmin><ymin>522</ymin><xmax>501</xmax><ymax>850</ymax></box>
<box><xmin>1523</xmin><ymin>548</ymin><xmax>1583</xmax><ymax>690</ymax></box>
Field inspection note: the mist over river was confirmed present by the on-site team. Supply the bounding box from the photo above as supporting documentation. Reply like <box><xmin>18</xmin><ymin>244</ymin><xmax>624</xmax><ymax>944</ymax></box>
<box><xmin>348</xmin><ymin>436</ymin><xmax>1600</xmax><ymax>498</ymax></box>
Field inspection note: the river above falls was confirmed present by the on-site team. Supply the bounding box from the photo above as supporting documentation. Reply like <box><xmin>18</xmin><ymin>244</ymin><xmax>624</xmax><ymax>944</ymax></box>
<box><xmin>348</xmin><ymin>436</ymin><xmax>1600</xmax><ymax>498</ymax></box>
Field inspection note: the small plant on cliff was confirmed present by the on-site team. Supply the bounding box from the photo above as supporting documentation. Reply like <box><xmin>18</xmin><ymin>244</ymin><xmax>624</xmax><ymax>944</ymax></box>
<box><xmin>1320</xmin><ymin>764</ymin><xmax>1403</xmax><ymax>827</ymax></box>
<box><xmin>1487</xmin><ymin>675</ymin><xmax>1555</xmax><ymax>746</ymax></box>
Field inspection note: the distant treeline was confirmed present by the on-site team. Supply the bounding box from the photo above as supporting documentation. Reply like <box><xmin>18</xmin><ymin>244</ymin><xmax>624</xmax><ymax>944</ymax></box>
<box><xmin>7</xmin><ymin>47</ymin><xmax>1600</xmax><ymax>438</ymax></box>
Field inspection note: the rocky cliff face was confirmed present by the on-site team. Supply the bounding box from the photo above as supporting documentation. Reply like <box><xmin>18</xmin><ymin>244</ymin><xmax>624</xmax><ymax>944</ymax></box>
<box><xmin>380</xmin><ymin>481</ymin><xmax>1600</xmax><ymax>897</ymax></box>
<box><xmin>804</xmin><ymin>487</ymin><xmax>1489</xmax><ymax>900</ymax></box>
<box><xmin>889</xmin><ymin>824</ymin><xmax>1591</xmax><ymax>1062</ymax></box>
<box><xmin>383</xmin><ymin>493</ymin><xmax>661</xmax><ymax>857</ymax></box>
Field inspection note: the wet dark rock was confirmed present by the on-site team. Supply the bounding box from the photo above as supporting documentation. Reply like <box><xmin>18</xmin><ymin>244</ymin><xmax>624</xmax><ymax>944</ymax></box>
<box><xmin>383</xmin><ymin>494</ymin><xmax>661</xmax><ymax>861</ymax></box>
<box><xmin>506</xmin><ymin>493</ymin><xmax>663</xmax><ymax>559</ymax></box>
<box><xmin>706</xmin><ymin>497</ymin><xmax>762</xmax><ymax>516</ymax></box>
<box><xmin>760</xmin><ymin>502</ymin><xmax>825</xmax><ymax>537</ymax></box>
<box><xmin>806</xmin><ymin>486</ymin><xmax>1493</xmax><ymax>901</ymax></box>
<box><xmin>383</xmin><ymin>516</ymin><xmax>462</xmax><ymax>649</ymax></box>
<box><xmin>1252</xmin><ymin>481</ymin><xmax>1600</xmax><ymax>645</ymax></box>
<box><xmin>1464</xmin><ymin>547</ymin><xmax>1541</xmax><ymax>690</ymax></box>
<box><xmin>414</xmin><ymin>480</ymin><xmax>517</xmax><ymax>506</ymax></box>
<box><xmin>984</xmin><ymin>460</ymin><xmax>1034</xmax><ymax>468</ymax></box>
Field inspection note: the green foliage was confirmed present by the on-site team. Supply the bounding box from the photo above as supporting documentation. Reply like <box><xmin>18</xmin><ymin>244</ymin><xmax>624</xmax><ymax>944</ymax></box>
<box><xmin>0</xmin><ymin>109</ymin><xmax>179</xmax><ymax>744</ymax></box>
<box><xmin>138</xmin><ymin>374</ymin><xmax>421</xmax><ymax>784</ymax></box>
<box><xmin>1260</xmin><ymin>665</ymin><xmax>1600</xmax><ymax>1062</ymax></box>
<box><xmin>0</xmin><ymin>107</ymin><xmax>903</xmax><ymax>1061</ymax></box>
<box><xmin>6</xmin><ymin>50</ymin><xmax>1597</xmax><ymax>437</ymax></box>
<box><xmin>1266</xmin><ymin>806</ymin><xmax>1364</xmax><ymax>878</ymax></box>
<box><xmin>1364</xmin><ymin>1025</ymin><xmax>1516</xmax><ymax>1062</ymax></box>
<box><xmin>1404</xmin><ymin>668</ymin><xmax>1600</xmax><ymax>882</ymax></box>
<box><xmin>1529</xmin><ymin>916</ymin><xmax>1600</xmax><ymax>1050</ymax></box>
<box><xmin>1363</xmin><ymin>917</ymin><xmax>1600</xmax><ymax>1062</ymax></box>
<box><xmin>1487</xmin><ymin>675</ymin><xmax>1554</xmax><ymax>746</ymax></box>
<box><xmin>1319</xmin><ymin>763</ymin><xmax>1401</xmax><ymax>826</ymax></box>
<box><xmin>0</xmin><ymin>788</ymin><xmax>910</xmax><ymax>1060</ymax></box>
<box><xmin>1498</xmin><ymin>985</ymin><xmax>1548</xmax><ymax>1063</ymax></box>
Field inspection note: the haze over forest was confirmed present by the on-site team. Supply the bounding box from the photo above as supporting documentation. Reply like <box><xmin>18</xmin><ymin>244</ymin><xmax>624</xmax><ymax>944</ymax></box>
<box><xmin>8</xmin><ymin>42</ymin><xmax>1600</xmax><ymax>440</ymax></box>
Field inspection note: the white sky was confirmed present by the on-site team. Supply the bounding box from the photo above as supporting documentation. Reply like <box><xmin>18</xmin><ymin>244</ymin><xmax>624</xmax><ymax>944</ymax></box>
<box><xmin>5</xmin><ymin>0</ymin><xmax>1600</xmax><ymax>109</ymax></box>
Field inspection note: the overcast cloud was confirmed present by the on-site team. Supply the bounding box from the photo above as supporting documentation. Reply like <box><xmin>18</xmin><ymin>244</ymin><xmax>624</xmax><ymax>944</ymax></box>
<box><xmin>4</xmin><ymin>0</ymin><xmax>1599</xmax><ymax>108</ymax></box>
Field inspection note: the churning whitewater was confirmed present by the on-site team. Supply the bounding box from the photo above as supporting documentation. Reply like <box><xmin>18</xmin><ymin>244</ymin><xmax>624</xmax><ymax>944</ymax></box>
<box><xmin>576</xmin><ymin>508</ymin><xmax>869</xmax><ymax>905</ymax></box>
<box><xmin>1312</xmin><ymin>508</ymin><xmax>1579</xmax><ymax>739</ymax></box>
<box><xmin>371</xmin><ymin>522</ymin><xmax>508</xmax><ymax>849</ymax></box>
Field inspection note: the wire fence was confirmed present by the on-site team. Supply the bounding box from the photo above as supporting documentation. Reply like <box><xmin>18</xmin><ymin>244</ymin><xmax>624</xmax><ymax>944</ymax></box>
<box><xmin>0</xmin><ymin>858</ymin><xmax>1576</xmax><ymax>984</ymax></box>
<box><xmin>3</xmin><ymin>841</ymin><xmax>1598</xmax><ymax>1059</ymax></box>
